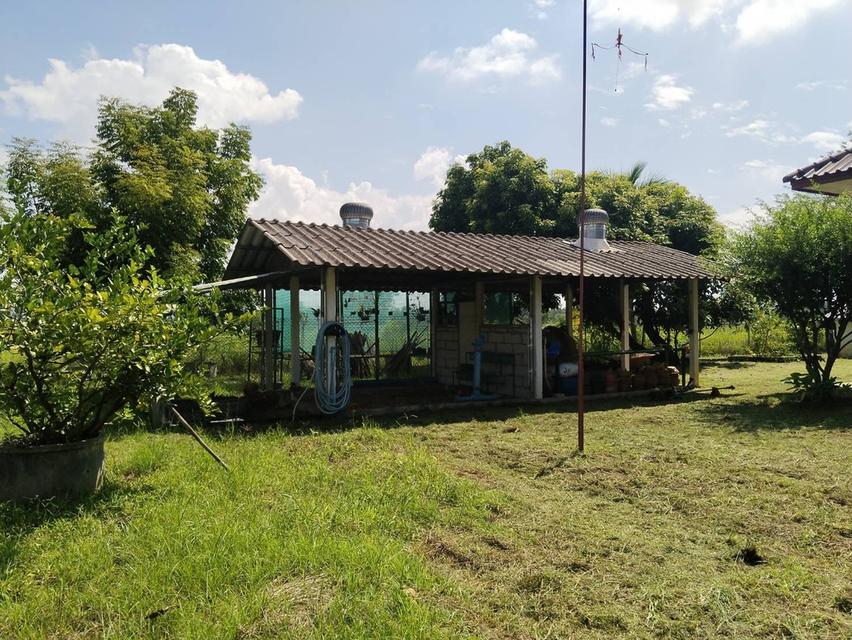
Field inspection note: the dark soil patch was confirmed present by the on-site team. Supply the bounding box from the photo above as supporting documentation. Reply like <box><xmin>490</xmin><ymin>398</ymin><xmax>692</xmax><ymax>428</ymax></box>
<box><xmin>422</xmin><ymin>534</ymin><xmax>473</xmax><ymax>567</ymax></box>
<box><xmin>735</xmin><ymin>546</ymin><xmax>766</xmax><ymax>566</ymax></box>
<box><xmin>482</xmin><ymin>536</ymin><xmax>510</xmax><ymax>551</ymax></box>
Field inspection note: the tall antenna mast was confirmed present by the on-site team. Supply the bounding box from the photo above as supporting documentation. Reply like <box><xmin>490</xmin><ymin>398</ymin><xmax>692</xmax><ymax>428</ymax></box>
<box><xmin>577</xmin><ymin>10</ymin><xmax>648</xmax><ymax>453</ymax></box>
<box><xmin>577</xmin><ymin>0</ymin><xmax>588</xmax><ymax>452</ymax></box>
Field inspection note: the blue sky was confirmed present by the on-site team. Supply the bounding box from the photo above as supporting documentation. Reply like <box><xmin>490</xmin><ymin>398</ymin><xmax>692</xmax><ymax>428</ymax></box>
<box><xmin>1</xmin><ymin>0</ymin><xmax>850</xmax><ymax>230</ymax></box>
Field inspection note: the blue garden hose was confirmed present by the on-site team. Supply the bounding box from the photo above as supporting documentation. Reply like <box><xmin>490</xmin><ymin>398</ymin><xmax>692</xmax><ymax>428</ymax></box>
<box><xmin>313</xmin><ymin>321</ymin><xmax>352</xmax><ymax>414</ymax></box>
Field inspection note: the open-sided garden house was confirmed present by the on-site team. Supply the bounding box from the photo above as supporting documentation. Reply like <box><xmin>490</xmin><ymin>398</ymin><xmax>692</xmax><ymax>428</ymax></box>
<box><xmin>207</xmin><ymin>203</ymin><xmax>715</xmax><ymax>415</ymax></box>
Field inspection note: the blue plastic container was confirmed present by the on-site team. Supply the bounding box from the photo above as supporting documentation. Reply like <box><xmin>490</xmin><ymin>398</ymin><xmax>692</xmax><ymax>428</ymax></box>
<box><xmin>558</xmin><ymin>375</ymin><xmax>578</xmax><ymax>395</ymax></box>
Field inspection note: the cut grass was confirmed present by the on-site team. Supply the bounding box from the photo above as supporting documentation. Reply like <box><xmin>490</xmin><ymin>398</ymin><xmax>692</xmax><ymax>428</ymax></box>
<box><xmin>1</xmin><ymin>361</ymin><xmax>851</xmax><ymax>638</ymax></box>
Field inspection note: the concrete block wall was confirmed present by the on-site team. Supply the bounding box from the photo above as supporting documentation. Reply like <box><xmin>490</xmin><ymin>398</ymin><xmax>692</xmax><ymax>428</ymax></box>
<box><xmin>434</xmin><ymin>325</ymin><xmax>460</xmax><ymax>385</ymax></box>
<box><xmin>478</xmin><ymin>326</ymin><xmax>532</xmax><ymax>398</ymax></box>
<box><xmin>433</xmin><ymin>324</ymin><xmax>533</xmax><ymax>398</ymax></box>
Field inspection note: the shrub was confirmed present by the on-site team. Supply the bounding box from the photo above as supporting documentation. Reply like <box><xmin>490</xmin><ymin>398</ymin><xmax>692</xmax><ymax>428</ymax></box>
<box><xmin>0</xmin><ymin>211</ymin><xmax>237</xmax><ymax>446</ymax></box>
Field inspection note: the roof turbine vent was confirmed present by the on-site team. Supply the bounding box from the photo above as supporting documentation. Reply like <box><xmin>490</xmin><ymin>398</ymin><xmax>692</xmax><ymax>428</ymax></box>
<box><xmin>339</xmin><ymin>202</ymin><xmax>373</xmax><ymax>229</ymax></box>
<box><xmin>573</xmin><ymin>208</ymin><xmax>612</xmax><ymax>252</ymax></box>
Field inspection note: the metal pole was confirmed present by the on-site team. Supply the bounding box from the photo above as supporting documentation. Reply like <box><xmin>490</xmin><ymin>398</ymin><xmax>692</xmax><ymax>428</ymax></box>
<box><xmin>374</xmin><ymin>290</ymin><xmax>381</xmax><ymax>380</ymax></box>
<box><xmin>577</xmin><ymin>0</ymin><xmax>588</xmax><ymax>453</ymax></box>
<box><xmin>405</xmin><ymin>291</ymin><xmax>411</xmax><ymax>372</ymax></box>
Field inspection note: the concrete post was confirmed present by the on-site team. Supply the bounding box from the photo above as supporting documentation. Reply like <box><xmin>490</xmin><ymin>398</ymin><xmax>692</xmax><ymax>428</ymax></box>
<box><xmin>322</xmin><ymin>267</ymin><xmax>337</xmax><ymax>322</ymax></box>
<box><xmin>620</xmin><ymin>279</ymin><xmax>631</xmax><ymax>372</ymax></box>
<box><xmin>565</xmin><ymin>284</ymin><xmax>574</xmax><ymax>338</ymax></box>
<box><xmin>430</xmin><ymin>289</ymin><xmax>439</xmax><ymax>377</ymax></box>
<box><xmin>321</xmin><ymin>267</ymin><xmax>338</xmax><ymax>399</ymax></box>
<box><xmin>531</xmin><ymin>276</ymin><xmax>543</xmax><ymax>400</ymax></box>
<box><xmin>689</xmin><ymin>277</ymin><xmax>700</xmax><ymax>386</ymax></box>
<box><xmin>474</xmin><ymin>280</ymin><xmax>484</xmax><ymax>330</ymax></box>
<box><xmin>262</xmin><ymin>286</ymin><xmax>275</xmax><ymax>390</ymax></box>
<box><xmin>289</xmin><ymin>276</ymin><xmax>300</xmax><ymax>385</ymax></box>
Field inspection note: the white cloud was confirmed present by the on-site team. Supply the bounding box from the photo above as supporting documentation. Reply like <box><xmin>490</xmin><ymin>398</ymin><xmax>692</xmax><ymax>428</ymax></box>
<box><xmin>723</xmin><ymin>118</ymin><xmax>797</xmax><ymax>144</ymax></box>
<box><xmin>795</xmin><ymin>80</ymin><xmax>847</xmax><ymax>91</ymax></box>
<box><xmin>719</xmin><ymin>206</ymin><xmax>753</xmax><ymax>228</ymax></box>
<box><xmin>251</xmin><ymin>157</ymin><xmax>433</xmax><ymax>231</ymax></box>
<box><xmin>417</xmin><ymin>28</ymin><xmax>560</xmax><ymax>84</ymax></box>
<box><xmin>591</xmin><ymin>0</ymin><xmax>843</xmax><ymax>44</ymax></box>
<box><xmin>413</xmin><ymin>147</ymin><xmax>465</xmax><ymax>188</ymax></box>
<box><xmin>531</xmin><ymin>0</ymin><xmax>556</xmax><ymax>18</ymax></box>
<box><xmin>725</xmin><ymin>118</ymin><xmax>770</xmax><ymax>138</ymax></box>
<box><xmin>736</xmin><ymin>0</ymin><xmax>843</xmax><ymax>44</ymax></box>
<box><xmin>657</xmin><ymin>118</ymin><xmax>671</xmax><ymax>127</ymax></box>
<box><xmin>741</xmin><ymin>159</ymin><xmax>791</xmax><ymax>181</ymax></box>
<box><xmin>712</xmin><ymin>100</ymin><xmax>749</xmax><ymax>112</ymax></box>
<box><xmin>645</xmin><ymin>74</ymin><xmax>693</xmax><ymax>110</ymax></box>
<box><xmin>0</xmin><ymin>44</ymin><xmax>302</xmax><ymax>138</ymax></box>
<box><xmin>600</xmin><ymin>116</ymin><xmax>619</xmax><ymax>127</ymax></box>
<box><xmin>591</xmin><ymin>0</ymin><xmax>727</xmax><ymax>31</ymax></box>
<box><xmin>800</xmin><ymin>130</ymin><xmax>846</xmax><ymax>153</ymax></box>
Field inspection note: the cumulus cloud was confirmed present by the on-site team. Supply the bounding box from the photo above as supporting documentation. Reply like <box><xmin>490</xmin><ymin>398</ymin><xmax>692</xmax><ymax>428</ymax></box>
<box><xmin>645</xmin><ymin>74</ymin><xmax>693</xmax><ymax>110</ymax></box>
<box><xmin>0</xmin><ymin>44</ymin><xmax>302</xmax><ymax>138</ymax></box>
<box><xmin>591</xmin><ymin>0</ymin><xmax>843</xmax><ymax>44</ymax></box>
<box><xmin>741</xmin><ymin>159</ymin><xmax>792</xmax><ymax>181</ymax></box>
<box><xmin>800</xmin><ymin>130</ymin><xmax>846</xmax><ymax>153</ymax></box>
<box><xmin>723</xmin><ymin>118</ymin><xmax>796</xmax><ymax>144</ymax></box>
<box><xmin>591</xmin><ymin>0</ymin><xmax>727</xmax><ymax>31</ymax></box>
<box><xmin>735</xmin><ymin>0</ymin><xmax>843</xmax><ymax>44</ymax></box>
<box><xmin>600</xmin><ymin>116</ymin><xmax>619</xmax><ymax>127</ymax></box>
<box><xmin>413</xmin><ymin>147</ymin><xmax>466</xmax><ymax>188</ymax></box>
<box><xmin>531</xmin><ymin>0</ymin><xmax>556</xmax><ymax>19</ymax></box>
<box><xmin>719</xmin><ymin>206</ymin><xmax>753</xmax><ymax>228</ymax></box>
<box><xmin>795</xmin><ymin>80</ymin><xmax>847</xmax><ymax>91</ymax></box>
<box><xmin>250</xmin><ymin>157</ymin><xmax>433</xmax><ymax>231</ymax></box>
<box><xmin>417</xmin><ymin>28</ymin><xmax>560</xmax><ymax>84</ymax></box>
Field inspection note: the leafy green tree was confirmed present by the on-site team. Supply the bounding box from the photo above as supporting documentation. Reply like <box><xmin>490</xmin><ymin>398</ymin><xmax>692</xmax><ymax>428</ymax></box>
<box><xmin>4</xmin><ymin>88</ymin><xmax>262</xmax><ymax>282</ymax></box>
<box><xmin>429</xmin><ymin>141</ymin><xmax>728</xmax><ymax>357</ymax></box>
<box><xmin>431</xmin><ymin>141</ymin><xmax>557</xmax><ymax>235</ymax></box>
<box><xmin>734</xmin><ymin>195</ymin><xmax>852</xmax><ymax>396</ymax></box>
<box><xmin>0</xmin><ymin>210</ymin><xmax>236</xmax><ymax>446</ymax></box>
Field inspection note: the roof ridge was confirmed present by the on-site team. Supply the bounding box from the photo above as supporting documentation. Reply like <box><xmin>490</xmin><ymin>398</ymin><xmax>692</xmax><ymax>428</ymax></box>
<box><xmin>784</xmin><ymin>145</ymin><xmax>852</xmax><ymax>181</ymax></box>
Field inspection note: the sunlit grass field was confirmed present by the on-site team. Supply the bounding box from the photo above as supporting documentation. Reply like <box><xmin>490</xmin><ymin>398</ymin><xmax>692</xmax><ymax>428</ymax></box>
<box><xmin>1</xmin><ymin>361</ymin><xmax>850</xmax><ymax>639</ymax></box>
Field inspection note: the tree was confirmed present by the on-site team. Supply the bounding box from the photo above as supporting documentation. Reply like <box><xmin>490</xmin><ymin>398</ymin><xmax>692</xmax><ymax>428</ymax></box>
<box><xmin>0</xmin><ymin>209</ymin><xmax>234</xmax><ymax>446</ymax></box>
<box><xmin>431</xmin><ymin>142</ymin><xmax>557</xmax><ymax>235</ymax></box>
<box><xmin>429</xmin><ymin>141</ymin><xmax>728</xmax><ymax>357</ymax></box>
<box><xmin>4</xmin><ymin>88</ymin><xmax>262</xmax><ymax>282</ymax></box>
<box><xmin>734</xmin><ymin>195</ymin><xmax>852</xmax><ymax>396</ymax></box>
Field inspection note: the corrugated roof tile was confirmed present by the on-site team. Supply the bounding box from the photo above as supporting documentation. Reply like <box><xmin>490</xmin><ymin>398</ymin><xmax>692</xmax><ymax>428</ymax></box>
<box><xmin>225</xmin><ymin>220</ymin><xmax>717</xmax><ymax>280</ymax></box>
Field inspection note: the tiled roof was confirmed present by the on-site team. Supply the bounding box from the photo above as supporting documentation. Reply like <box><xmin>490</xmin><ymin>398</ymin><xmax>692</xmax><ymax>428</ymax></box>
<box><xmin>225</xmin><ymin>219</ymin><xmax>716</xmax><ymax>281</ymax></box>
<box><xmin>783</xmin><ymin>148</ymin><xmax>852</xmax><ymax>188</ymax></box>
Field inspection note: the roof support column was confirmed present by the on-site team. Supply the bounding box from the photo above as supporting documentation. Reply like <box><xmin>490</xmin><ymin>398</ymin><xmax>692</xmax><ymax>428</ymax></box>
<box><xmin>474</xmin><ymin>280</ymin><xmax>484</xmax><ymax>330</ymax></box>
<box><xmin>620</xmin><ymin>279</ymin><xmax>631</xmax><ymax>372</ymax></box>
<box><xmin>289</xmin><ymin>276</ymin><xmax>301</xmax><ymax>386</ymax></box>
<box><xmin>531</xmin><ymin>275</ymin><xmax>543</xmax><ymax>400</ymax></box>
<box><xmin>262</xmin><ymin>286</ymin><xmax>275</xmax><ymax>391</ymax></box>
<box><xmin>430</xmin><ymin>288</ymin><xmax>439</xmax><ymax>378</ymax></box>
<box><xmin>322</xmin><ymin>267</ymin><xmax>337</xmax><ymax>322</ymax></box>
<box><xmin>689</xmin><ymin>277</ymin><xmax>700</xmax><ymax>386</ymax></box>
<box><xmin>320</xmin><ymin>266</ymin><xmax>338</xmax><ymax>401</ymax></box>
<box><xmin>565</xmin><ymin>283</ymin><xmax>574</xmax><ymax>339</ymax></box>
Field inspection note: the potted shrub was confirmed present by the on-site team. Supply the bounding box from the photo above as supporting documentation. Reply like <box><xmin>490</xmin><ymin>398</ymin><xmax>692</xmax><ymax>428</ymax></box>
<box><xmin>0</xmin><ymin>211</ymin><xmax>230</xmax><ymax>500</ymax></box>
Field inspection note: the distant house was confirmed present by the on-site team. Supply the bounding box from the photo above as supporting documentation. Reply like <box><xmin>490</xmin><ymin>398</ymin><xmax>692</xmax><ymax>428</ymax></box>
<box><xmin>784</xmin><ymin>146</ymin><xmax>852</xmax><ymax>358</ymax></box>
<box><xmin>783</xmin><ymin>147</ymin><xmax>852</xmax><ymax>196</ymax></box>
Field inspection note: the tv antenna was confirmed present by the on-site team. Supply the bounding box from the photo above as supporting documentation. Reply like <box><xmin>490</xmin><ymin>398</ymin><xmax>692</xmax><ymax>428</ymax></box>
<box><xmin>591</xmin><ymin>28</ymin><xmax>649</xmax><ymax>92</ymax></box>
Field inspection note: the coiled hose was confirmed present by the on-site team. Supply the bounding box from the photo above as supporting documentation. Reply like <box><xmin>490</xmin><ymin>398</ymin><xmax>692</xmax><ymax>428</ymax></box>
<box><xmin>313</xmin><ymin>321</ymin><xmax>352</xmax><ymax>414</ymax></box>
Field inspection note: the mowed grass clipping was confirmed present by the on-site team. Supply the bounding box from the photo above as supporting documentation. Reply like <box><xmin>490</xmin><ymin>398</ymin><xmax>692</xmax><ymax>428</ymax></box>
<box><xmin>0</xmin><ymin>361</ymin><xmax>850</xmax><ymax>639</ymax></box>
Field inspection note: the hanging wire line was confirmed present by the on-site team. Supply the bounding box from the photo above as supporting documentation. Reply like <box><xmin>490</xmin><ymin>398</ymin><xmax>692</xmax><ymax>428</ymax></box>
<box><xmin>591</xmin><ymin>28</ymin><xmax>649</xmax><ymax>92</ymax></box>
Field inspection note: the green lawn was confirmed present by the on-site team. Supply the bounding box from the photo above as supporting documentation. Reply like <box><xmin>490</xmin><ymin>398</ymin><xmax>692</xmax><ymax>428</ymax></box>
<box><xmin>1</xmin><ymin>361</ymin><xmax>851</xmax><ymax>639</ymax></box>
